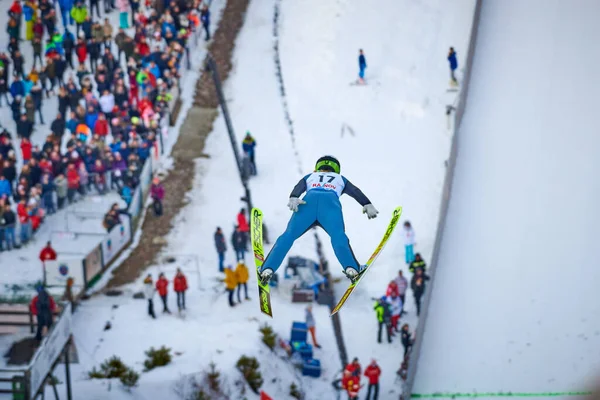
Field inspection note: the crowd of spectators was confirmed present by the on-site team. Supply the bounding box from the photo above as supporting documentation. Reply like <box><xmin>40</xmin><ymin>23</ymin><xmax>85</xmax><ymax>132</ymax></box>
<box><xmin>0</xmin><ymin>0</ymin><xmax>210</xmax><ymax>250</ymax></box>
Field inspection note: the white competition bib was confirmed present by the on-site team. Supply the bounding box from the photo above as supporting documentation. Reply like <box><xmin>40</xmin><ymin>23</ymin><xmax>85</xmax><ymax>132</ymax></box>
<box><xmin>305</xmin><ymin>172</ymin><xmax>345</xmax><ymax>197</ymax></box>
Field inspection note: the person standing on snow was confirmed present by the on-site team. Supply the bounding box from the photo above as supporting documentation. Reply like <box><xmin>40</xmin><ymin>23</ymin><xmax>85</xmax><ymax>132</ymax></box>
<box><xmin>400</xmin><ymin>323</ymin><xmax>414</xmax><ymax>358</ymax></box>
<box><xmin>235</xmin><ymin>261</ymin><xmax>250</xmax><ymax>302</ymax></box>
<box><xmin>143</xmin><ymin>274</ymin><xmax>156</xmax><ymax>319</ymax></box>
<box><xmin>30</xmin><ymin>283</ymin><xmax>57</xmax><ymax>341</ymax></box>
<box><xmin>402</xmin><ymin>221</ymin><xmax>416</xmax><ymax>265</ymax></box>
<box><xmin>358</xmin><ymin>49</ymin><xmax>367</xmax><ymax>84</ymax></box>
<box><xmin>305</xmin><ymin>305</ymin><xmax>321</xmax><ymax>348</ymax></box>
<box><xmin>394</xmin><ymin>270</ymin><xmax>408</xmax><ymax>305</ymax></box>
<box><xmin>241</xmin><ymin>132</ymin><xmax>256</xmax><ymax>176</ymax></box>
<box><xmin>173</xmin><ymin>268</ymin><xmax>188</xmax><ymax>312</ymax></box>
<box><xmin>237</xmin><ymin>208</ymin><xmax>250</xmax><ymax>244</ymax></box>
<box><xmin>200</xmin><ymin>4</ymin><xmax>210</xmax><ymax>41</ymax></box>
<box><xmin>411</xmin><ymin>268</ymin><xmax>430</xmax><ymax>316</ymax></box>
<box><xmin>364</xmin><ymin>360</ymin><xmax>381</xmax><ymax>400</ymax></box>
<box><xmin>214</xmin><ymin>227</ymin><xmax>226</xmax><ymax>272</ymax></box>
<box><xmin>374</xmin><ymin>296</ymin><xmax>392</xmax><ymax>344</ymax></box>
<box><xmin>155</xmin><ymin>272</ymin><xmax>171</xmax><ymax>314</ymax></box>
<box><xmin>231</xmin><ymin>226</ymin><xmax>246</xmax><ymax>261</ymax></box>
<box><xmin>223</xmin><ymin>265</ymin><xmax>238</xmax><ymax>307</ymax></box>
<box><xmin>258</xmin><ymin>156</ymin><xmax>378</xmax><ymax>285</ymax></box>
<box><xmin>387</xmin><ymin>293</ymin><xmax>403</xmax><ymax>332</ymax></box>
<box><xmin>409</xmin><ymin>253</ymin><xmax>426</xmax><ymax>275</ymax></box>
<box><xmin>448</xmin><ymin>47</ymin><xmax>458</xmax><ymax>85</ymax></box>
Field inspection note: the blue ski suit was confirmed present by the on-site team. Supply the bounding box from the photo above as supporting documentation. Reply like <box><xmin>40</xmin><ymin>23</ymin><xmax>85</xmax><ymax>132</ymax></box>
<box><xmin>260</xmin><ymin>172</ymin><xmax>372</xmax><ymax>274</ymax></box>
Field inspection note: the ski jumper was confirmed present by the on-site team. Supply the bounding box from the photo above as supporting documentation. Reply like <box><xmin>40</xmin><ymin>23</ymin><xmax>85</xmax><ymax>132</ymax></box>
<box><xmin>259</xmin><ymin>172</ymin><xmax>372</xmax><ymax>274</ymax></box>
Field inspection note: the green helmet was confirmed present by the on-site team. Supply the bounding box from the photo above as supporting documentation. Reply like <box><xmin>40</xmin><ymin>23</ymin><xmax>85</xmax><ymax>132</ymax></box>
<box><xmin>315</xmin><ymin>155</ymin><xmax>340</xmax><ymax>174</ymax></box>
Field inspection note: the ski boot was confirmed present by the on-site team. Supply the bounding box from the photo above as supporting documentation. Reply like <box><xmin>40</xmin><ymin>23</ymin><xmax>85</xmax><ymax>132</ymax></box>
<box><xmin>258</xmin><ymin>268</ymin><xmax>274</xmax><ymax>286</ymax></box>
<box><xmin>343</xmin><ymin>265</ymin><xmax>367</xmax><ymax>283</ymax></box>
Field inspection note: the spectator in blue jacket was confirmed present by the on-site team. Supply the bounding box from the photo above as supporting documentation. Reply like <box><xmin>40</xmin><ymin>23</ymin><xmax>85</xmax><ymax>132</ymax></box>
<box><xmin>0</xmin><ymin>175</ymin><xmax>11</xmax><ymax>197</ymax></box>
<box><xmin>448</xmin><ymin>47</ymin><xmax>458</xmax><ymax>85</ymax></box>
<box><xmin>201</xmin><ymin>5</ymin><xmax>210</xmax><ymax>41</ymax></box>
<box><xmin>358</xmin><ymin>49</ymin><xmax>367</xmax><ymax>84</ymax></box>
<box><xmin>10</xmin><ymin>77</ymin><xmax>25</xmax><ymax>99</ymax></box>
<box><xmin>59</xmin><ymin>0</ymin><xmax>75</xmax><ymax>27</ymax></box>
<box><xmin>241</xmin><ymin>131</ymin><xmax>256</xmax><ymax>176</ymax></box>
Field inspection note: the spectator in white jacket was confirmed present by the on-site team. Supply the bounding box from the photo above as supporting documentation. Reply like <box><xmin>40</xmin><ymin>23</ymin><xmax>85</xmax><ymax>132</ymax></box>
<box><xmin>394</xmin><ymin>270</ymin><xmax>408</xmax><ymax>305</ymax></box>
<box><xmin>386</xmin><ymin>294</ymin><xmax>403</xmax><ymax>332</ymax></box>
<box><xmin>143</xmin><ymin>274</ymin><xmax>156</xmax><ymax>319</ymax></box>
<box><xmin>402</xmin><ymin>221</ymin><xmax>416</xmax><ymax>265</ymax></box>
<box><xmin>99</xmin><ymin>90</ymin><xmax>116</xmax><ymax>117</ymax></box>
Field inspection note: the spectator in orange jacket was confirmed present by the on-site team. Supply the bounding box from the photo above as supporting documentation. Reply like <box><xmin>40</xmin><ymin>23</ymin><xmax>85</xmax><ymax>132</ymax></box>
<box><xmin>39</xmin><ymin>241</ymin><xmax>57</xmax><ymax>265</ymax></box>
<box><xmin>155</xmin><ymin>272</ymin><xmax>170</xmax><ymax>314</ymax></box>
<box><xmin>173</xmin><ymin>268</ymin><xmax>188</xmax><ymax>312</ymax></box>
<box><xmin>30</xmin><ymin>283</ymin><xmax>57</xmax><ymax>341</ymax></box>
<box><xmin>364</xmin><ymin>359</ymin><xmax>381</xmax><ymax>400</ymax></box>
<box><xmin>235</xmin><ymin>261</ymin><xmax>250</xmax><ymax>302</ymax></box>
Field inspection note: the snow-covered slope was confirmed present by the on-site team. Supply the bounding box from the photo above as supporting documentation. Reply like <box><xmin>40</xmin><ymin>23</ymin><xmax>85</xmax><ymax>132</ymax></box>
<box><xmin>25</xmin><ymin>0</ymin><xmax>476</xmax><ymax>398</ymax></box>
<box><xmin>412</xmin><ymin>0</ymin><xmax>600</xmax><ymax>397</ymax></box>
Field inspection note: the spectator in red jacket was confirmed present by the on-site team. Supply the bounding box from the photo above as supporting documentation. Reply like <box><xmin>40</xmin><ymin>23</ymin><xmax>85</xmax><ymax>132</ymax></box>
<box><xmin>30</xmin><ymin>283</ymin><xmax>57</xmax><ymax>341</ymax></box>
<box><xmin>66</xmin><ymin>164</ymin><xmax>80</xmax><ymax>204</ymax></box>
<box><xmin>94</xmin><ymin>113</ymin><xmax>109</xmax><ymax>137</ymax></box>
<box><xmin>386</xmin><ymin>280</ymin><xmax>399</xmax><ymax>298</ymax></box>
<box><xmin>20</xmin><ymin>138</ymin><xmax>32</xmax><ymax>163</ymax></box>
<box><xmin>76</xmin><ymin>39</ymin><xmax>87</xmax><ymax>64</ymax></box>
<box><xmin>173</xmin><ymin>268</ymin><xmax>188</xmax><ymax>312</ymax></box>
<box><xmin>155</xmin><ymin>272</ymin><xmax>170</xmax><ymax>314</ymax></box>
<box><xmin>236</xmin><ymin>208</ymin><xmax>249</xmax><ymax>244</ymax></box>
<box><xmin>364</xmin><ymin>360</ymin><xmax>381</xmax><ymax>400</ymax></box>
<box><xmin>346</xmin><ymin>357</ymin><xmax>362</xmax><ymax>377</ymax></box>
<box><xmin>39</xmin><ymin>241</ymin><xmax>57</xmax><ymax>266</ymax></box>
<box><xmin>17</xmin><ymin>199</ymin><xmax>31</xmax><ymax>245</ymax></box>
<box><xmin>342</xmin><ymin>369</ymin><xmax>361</xmax><ymax>400</ymax></box>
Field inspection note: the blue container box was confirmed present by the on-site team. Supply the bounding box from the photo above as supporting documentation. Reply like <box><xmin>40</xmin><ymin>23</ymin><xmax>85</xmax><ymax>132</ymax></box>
<box><xmin>291</xmin><ymin>321</ymin><xmax>307</xmax><ymax>342</ymax></box>
<box><xmin>291</xmin><ymin>341</ymin><xmax>313</xmax><ymax>360</ymax></box>
<box><xmin>302</xmin><ymin>358</ymin><xmax>321</xmax><ymax>378</ymax></box>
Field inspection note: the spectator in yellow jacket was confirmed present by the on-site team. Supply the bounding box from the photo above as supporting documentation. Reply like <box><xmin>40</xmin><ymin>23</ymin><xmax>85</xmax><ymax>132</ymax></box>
<box><xmin>224</xmin><ymin>265</ymin><xmax>238</xmax><ymax>307</ymax></box>
<box><xmin>235</xmin><ymin>261</ymin><xmax>250</xmax><ymax>302</ymax></box>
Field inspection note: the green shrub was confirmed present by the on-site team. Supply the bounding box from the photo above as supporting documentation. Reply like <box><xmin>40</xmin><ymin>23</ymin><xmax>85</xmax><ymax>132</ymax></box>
<box><xmin>206</xmin><ymin>362</ymin><xmax>221</xmax><ymax>393</ymax></box>
<box><xmin>235</xmin><ymin>356</ymin><xmax>263</xmax><ymax>394</ymax></box>
<box><xmin>120</xmin><ymin>368</ymin><xmax>140</xmax><ymax>389</ymax></box>
<box><xmin>259</xmin><ymin>324</ymin><xmax>276</xmax><ymax>351</ymax></box>
<box><xmin>88</xmin><ymin>356</ymin><xmax>139</xmax><ymax>390</ymax></box>
<box><xmin>193</xmin><ymin>388</ymin><xmax>210</xmax><ymax>400</ymax></box>
<box><xmin>290</xmin><ymin>382</ymin><xmax>302</xmax><ymax>399</ymax></box>
<box><xmin>88</xmin><ymin>367</ymin><xmax>105</xmax><ymax>379</ymax></box>
<box><xmin>144</xmin><ymin>346</ymin><xmax>172</xmax><ymax>371</ymax></box>
<box><xmin>88</xmin><ymin>356</ymin><xmax>128</xmax><ymax>379</ymax></box>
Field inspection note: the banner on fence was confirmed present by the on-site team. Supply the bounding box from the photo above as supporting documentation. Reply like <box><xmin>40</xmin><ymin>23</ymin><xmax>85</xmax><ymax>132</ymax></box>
<box><xmin>45</xmin><ymin>258</ymin><xmax>85</xmax><ymax>287</ymax></box>
<box><xmin>84</xmin><ymin>244</ymin><xmax>103</xmax><ymax>286</ymax></box>
<box><xmin>101</xmin><ymin>215</ymin><xmax>132</xmax><ymax>266</ymax></box>
<box><xmin>29</xmin><ymin>303</ymin><xmax>72</xmax><ymax>399</ymax></box>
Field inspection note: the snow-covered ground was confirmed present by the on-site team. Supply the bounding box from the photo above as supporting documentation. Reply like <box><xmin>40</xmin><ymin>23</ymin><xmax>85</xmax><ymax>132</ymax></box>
<box><xmin>412</xmin><ymin>0</ymin><xmax>600</xmax><ymax>398</ymax></box>
<box><xmin>0</xmin><ymin>0</ymin><xmax>478</xmax><ymax>398</ymax></box>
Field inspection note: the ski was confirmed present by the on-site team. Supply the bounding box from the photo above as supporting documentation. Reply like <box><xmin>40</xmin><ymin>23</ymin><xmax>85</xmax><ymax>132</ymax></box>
<box><xmin>330</xmin><ymin>206</ymin><xmax>403</xmax><ymax>316</ymax></box>
<box><xmin>250</xmin><ymin>207</ymin><xmax>273</xmax><ymax>317</ymax></box>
